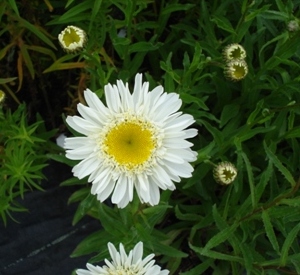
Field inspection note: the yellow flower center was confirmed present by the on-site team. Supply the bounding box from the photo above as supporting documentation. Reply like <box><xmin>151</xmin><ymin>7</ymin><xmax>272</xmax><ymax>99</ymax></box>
<box><xmin>63</xmin><ymin>27</ymin><xmax>81</xmax><ymax>47</ymax></box>
<box><xmin>232</xmin><ymin>64</ymin><xmax>247</xmax><ymax>79</ymax></box>
<box><xmin>103</xmin><ymin>121</ymin><xmax>155</xmax><ymax>170</ymax></box>
<box><xmin>221</xmin><ymin>168</ymin><xmax>236</xmax><ymax>181</ymax></box>
<box><xmin>230</xmin><ymin>48</ymin><xmax>243</xmax><ymax>59</ymax></box>
<box><xmin>105</xmin><ymin>265</ymin><xmax>143</xmax><ymax>275</ymax></box>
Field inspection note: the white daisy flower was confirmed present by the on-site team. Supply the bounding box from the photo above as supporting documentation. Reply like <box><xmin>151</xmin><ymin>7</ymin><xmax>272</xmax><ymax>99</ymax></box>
<box><xmin>58</xmin><ymin>25</ymin><xmax>87</xmax><ymax>53</ymax></box>
<box><xmin>76</xmin><ymin>242</ymin><xmax>169</xmax><ymax>275</ymax></box>
<box><xmin>64</xmin><ymin>73</ymin><xmax>197</xmax><ymax>208</ymax></box>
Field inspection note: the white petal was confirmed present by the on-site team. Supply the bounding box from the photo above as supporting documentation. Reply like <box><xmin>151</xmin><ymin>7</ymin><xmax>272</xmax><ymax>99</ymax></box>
<box><xmin>84</xmin><ymin>89</ymin><xmax>109</xmax><ymax>114</ymax></box>
<box><xmin>164</xmin><ymin>114</ymin><xmax>195</xmax><ymax>131</ymax></box>
<box><xmin>132</xmin><ymin>242</ymin><xmax>144</xmax><ymax>263</ymax></box>
<box><xmin>163</xmin><ymin>160</ymin><xmax>195</xmax><ymax>178</ymax></box>
<box><xmin>105</xmin><ymin>83</ymin><xmax>121</xmax><ymax>113</ymax></box>
<box><xmin>77</xmin><ymin>103</ymin><xmax>105</xmax><ymax>125</ymax></box>
<box><xmin>163</xmin><ymin>138</ymin><xmax>193</xmax><ymax>149</ymax></box>
<box><xmin>111</xmin><ymin>175</ymin><xmax>128</xmax><ymax>204</ymax></box>
<box><xmin>95</xmin><ymin>179</ymin><xmax>115</xmax><ymax>201</ymax></box>
<box><xmin>73</xmin><ymin>156</ymin><xmax>100</xmax><ymax>178</ymax></box>
<box><xmin>64</xmin><ymin>136</ymin><xmax>91</xmax><ymax>149</ymax></box>
<box><xmin>148</xmin><ymin>183</ymin><xmax>160</xmax><ymax>205</ymax></box>
<box><xmin>66</xmin><ymin>116</ymin><xmax>98</xmax><ymax>135</ymax></box>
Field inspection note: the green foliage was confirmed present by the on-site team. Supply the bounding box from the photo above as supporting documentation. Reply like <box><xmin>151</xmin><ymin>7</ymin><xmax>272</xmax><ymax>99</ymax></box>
<box><xmin>54</xmin><ymin>0</ymin><xmax>300</xmax><ymax>273</ymax></box>
<box><xmin>0</xmin><ymin>104</ymin><xmax>57</xmax><ymax>225</ymax></box>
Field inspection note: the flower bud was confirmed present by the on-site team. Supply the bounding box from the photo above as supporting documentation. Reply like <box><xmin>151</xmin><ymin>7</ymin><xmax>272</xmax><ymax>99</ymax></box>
<box><xmin>213</xmin><ymin>161</ymin><xmax>237</xmax><ymax>185</ymax></box>
<box><xmin>223</xmin><ymin>43</ymin><xmax>246</xmax><ymax>62</ymax></box>
<box><xmin>224</xmin><ymin>59</ymin><xmax>248</xmax><ymax>81</ymax></box>
<box><xmin>58</xmin><ymin>25</ymin><xmax>87</xmax><ymax>53</ymax></box>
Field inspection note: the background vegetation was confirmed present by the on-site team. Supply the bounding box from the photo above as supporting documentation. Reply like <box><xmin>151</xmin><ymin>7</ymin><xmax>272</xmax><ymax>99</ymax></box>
<box><xmin>1</xmin><ymin>0</ymin><xmax>300</xmax><ymax>274</ymax></box>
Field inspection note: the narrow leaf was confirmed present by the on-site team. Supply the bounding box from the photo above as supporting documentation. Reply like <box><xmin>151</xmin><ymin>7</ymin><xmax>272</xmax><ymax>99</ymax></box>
<box><xmin>202</xmin><ymin>222</ymin><xmax>239</xmax><ymax>252</ymax></box>
<box><xmin>280</xmin><ymin>223</ymin><xmax>300</xmax><ymax>266</ymax></box>
<box><xmin>240</xmin><ymin>151</ymin><xmax>257</xmax><ymax>209</ymax></box>
<box><xmin>261</xmin><ymin>210</ymin><xmax>280</xmax><ymax>253</ymax></box>
<box><xmin>264</xmin><ymin>141</ymin><xmax>296</xmax><ymax>187</ymax></box>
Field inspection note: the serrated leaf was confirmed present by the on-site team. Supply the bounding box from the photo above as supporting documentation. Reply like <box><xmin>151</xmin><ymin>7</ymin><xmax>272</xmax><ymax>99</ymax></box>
<box><xmin>211</xmin><ymin>15</ymin><xmax>235</xmax><ymax>34</ymax></box>
<box><xmin>280</xmin><ymin>223</ymin><xmax>300</xmax><ymax>266</ymax></box>
<box><xmin>240</xmin><ymin>151</ymin><xmax>257</xmax><ymax>209</ymax></box>
<box><xmin>264</xmin><ymin>142</ymin><xmax>296</xmax><ymax>187</ymax></box>
<box><xmin>220</xmin><ymin>104</ymin><xmax>240</xmax><ymax>128</ymax></box>
<box><xmin>71</xmin><ymin>230</ymin><xmax>109</xmax><ymax>257</ymax></box>
<box><xmin>261</xmin><ymin>210</ymin><xmax>280</xmax><ymax>254</ymax></box>
<box><xmin>180</xmin><ymin>93</ymin><xmax>209</xmax><ymax>110</ymax></box>
<box><xmin>245</xmin><ymin>5</ymin><xmax>271</xmax><ymax>21</ymax></box>
<box><xmin>161</xmin><ymin>3</ymin><xmax>195</xmax><ymax>15</ymax></box>
<box><xmin>180</xmin><ymin>258</ymin><xmax>214</xmax><ymax>275</ymax></box>
<box><xmin>202</xmin><ymin>221</ymin><xmax>239</xmax><ymax>252</ymax></box>
<box><xmin>129</xmin><ymin>41</ymin><xmax>162</xmax><ymax>53</ymax></box>
<box><xmin>153</xmin><ymin>241</ymin><xmax>187</xmax><ymax>258</ymax></box>
<box><xmin>190</xmin><ymin>244</ymin><xmax>244</xmax><ymax>263</ymax></box>
<box><xmin>72</xmin><ymin>192</ymin><xmax>97</xmax><ymax>225</ymax></box>
<box><xmin>279</xmin><ymin>198</ymin><xmax>300</xmax><ymax>207</ymax></box>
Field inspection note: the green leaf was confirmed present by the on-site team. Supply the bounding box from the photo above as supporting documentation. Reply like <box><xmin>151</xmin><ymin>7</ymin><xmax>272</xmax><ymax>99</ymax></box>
<box><xmin>98</xmin><ymin>204</ymin><xmax>128</xmax><ymax>236</ymax></box>
<box><xmin>283</xmin><ymin>126</ymin><xmax>300</xmax><ymax>139</ymax></box>
<box><xmin>280</xmin><ymin>223</ymin><xmax>300</xmax><ymax>266</ymax></box>
<box><xmin>49</xmin><ymin>1</ymin><xmax>92</xmax><ymax>24</ymax></box>
<box><xmin>245</xmin><ymin>5</ymin><xmax>271</xmax><ymax>22</ymax></box>
<box><xmin>153</xmin><ymin>241</ymin><xmax>187</xmax><ymax>258</ymax></box>
<box><xmin>72</xmin><ymin>193</ymin><xmax>98</xmax><ymax>225</ymax></box>
<box><xmin>71</xmin><ymin>230</ymin><xmax>109</xmax><ymax>257</ymax></box>
<box><xmin>211</xmin><ymin>15</ymin><xmax>235</xmax><ymax>34</ymax></box>
<box><xmin>202</xmin><ymin>222</ymin><xmax>239</xmax><ymax>252</ymax></box>
<box><xmin>161</xmin><ymin>3</ymin><xmax>195</xmax><ymax>15</ymax></box>
<box><xmin>175</xmin><ymin>205</ymin><xmax>201</xmax><ymax>222</ymax></box>
<box><xmin>8</xmin><ymin>0</ymin><xmax>19</xmax><ymax>16</ymax></box>
<box><xmin>261</xmin><ymin>210</ymin><xmax>280</xmax><ymax>254</ymax></box>
<box><xmin>264</xmin><ymin>142</ymin><xmax>296</xmax><ymax>187</ymax></box>
<box><xmin>220</xmin><ymin>104</ymin><xmax>240</xmax><ymax>128</ymax></box>
<box><xmin>199</xmin><ymin>120</ymin><xmax>223</xmax><ymax>147</ymax></box>
<box><xmin>190</xmin><ymin>244</ymin><xmax>244</xmax><ymax>263</ymax></box>
<box><xmin>129</xmin><ymin>41</ymin><xmax>162</xmax><ymax>53</ymax></box>
<box><xmin>240</xmin><ymin>151</ymin><xmax>257</xmax><ymax>209</ymax></box>
<box><xmin>19</xmin><ymin>44</ymin><xmax>35</xmax><ymax>79</ymax></box>
<box><xmin>246</xmin><ymin>99</ymin><xmax>264</xmax><ymax>125</ymax></box>
<box><xmin>279</xmin><ymin>197</ymin><xmax>300</xmax><ymax>207</ymax></box>
<box><xmin>89</xmin><ymin>0</ymin><xmax>103</xmax><ymax>31</ymax></box>
<box><xmin>0</xmin><ymin>77</ymin><xmax>18</xmax><ymax>84</ymax></box>
<box><xmin>180</xmin><ymin>258</ymin><xmax>214</xmax><ymax>275</ymax></box>
<box><xmin>18</xmin><ymin>17</ymin><xmax>56</xmax><ymax>49</ymax></box>
<box><xmin>180</xmin><ymin>94</ymin><xmax>209</xmax><ymax>110</ymax></box>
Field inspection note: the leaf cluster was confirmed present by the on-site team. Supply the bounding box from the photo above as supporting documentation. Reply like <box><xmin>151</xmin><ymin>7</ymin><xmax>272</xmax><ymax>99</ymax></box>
<box><xmin>0</xmin><ymin>104</ymin><xmax>57</xmax><ymax>225</ymax></box>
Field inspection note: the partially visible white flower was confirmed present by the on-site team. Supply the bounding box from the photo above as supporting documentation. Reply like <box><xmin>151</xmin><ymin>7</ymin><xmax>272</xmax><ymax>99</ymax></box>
<box><xmin>223</xmin><ymin>43</ymin><xmax>246</xmax><ymax>61</ymax></box>
<box><xmin>287</xmin><ymin>20</ymin><xmax>299</xmax><ymax>32</ymax></box>
<box><xmin>76</xmin><ymin>242</ymin><xmax>169</xmax><ymax>275</ymax></box>
<box><xmin>224</xmin><ymin>59</ymin><xmax>248</xmax><ymax>81</ymax></box>
<box><xmin>0</xmin><ymin>90</ymin><xmax>5</xmax><ymax>104</ymax></box>
<box><xmin>56</xmin><ymin>133</ymin><xmax>67</xmax><ymax>148</ymax></box>
<box><xmin>213</xmin><ymin>161</ymin><xmax>237</xmax><ymax>185</ymax></box>
<box><xmin>58</xmin><ymin>25</ymin><xmax>87</xmax><ymax>53</ymax></box>
<box><xmin>64</xmin><ymin>73</ymin><xmax>197</xmax><ymax>208</ymax></box>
